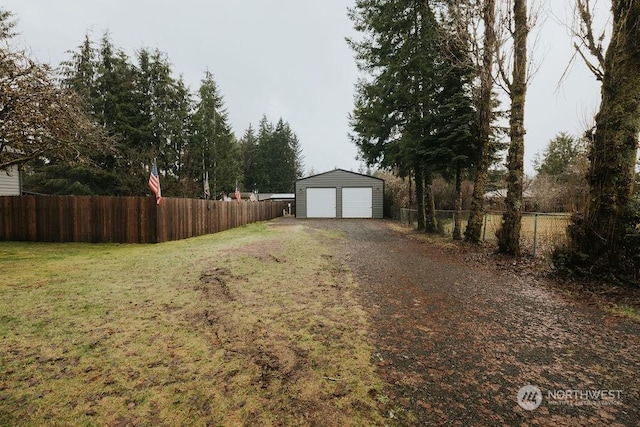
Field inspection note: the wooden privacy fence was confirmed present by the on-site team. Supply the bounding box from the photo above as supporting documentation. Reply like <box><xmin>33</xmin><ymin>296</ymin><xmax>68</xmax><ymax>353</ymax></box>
<box><xmin>0</xmin><ymin>195</ymin><xmax>291</xmax><ymax>243</ymax></box>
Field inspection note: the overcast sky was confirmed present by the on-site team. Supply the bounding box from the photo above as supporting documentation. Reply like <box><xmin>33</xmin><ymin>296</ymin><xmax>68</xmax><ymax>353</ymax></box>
<box><xmin>4</xmin><ymin>1</ymin><xmax>607</xmax><ymax>176</ymax></box>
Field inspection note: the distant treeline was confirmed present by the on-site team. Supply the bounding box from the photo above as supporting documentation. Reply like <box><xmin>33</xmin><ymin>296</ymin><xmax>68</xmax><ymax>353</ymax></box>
<box><xmin>19</xmin><ymin>29</ymin><xmax>304</xmax><ymax>197</ymax></box>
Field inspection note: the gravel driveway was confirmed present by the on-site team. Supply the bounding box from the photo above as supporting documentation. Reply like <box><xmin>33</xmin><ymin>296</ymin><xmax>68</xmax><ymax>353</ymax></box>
<box><xmin>303</xmin><ymin>219</ymin><xmax>640</xmax><ymax>426</ymax></box>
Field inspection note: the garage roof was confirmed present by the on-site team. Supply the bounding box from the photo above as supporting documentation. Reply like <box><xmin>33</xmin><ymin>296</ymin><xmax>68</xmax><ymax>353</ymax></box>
<box><xmin>297</xmin><ymin>168</ymin><xmax>384</xmax><ymax>182</ymax></box>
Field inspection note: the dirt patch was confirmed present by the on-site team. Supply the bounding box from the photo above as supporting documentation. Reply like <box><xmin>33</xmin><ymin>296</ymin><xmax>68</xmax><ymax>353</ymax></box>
<box><xmin>197</xmin><ymin>267</ymin><xmax>237</xmax><ymax>300</ymax></box>
<box><xmin>250</xmin><ymin>331</ymin><xmax>302</xmax><ymax>389</ymax></box>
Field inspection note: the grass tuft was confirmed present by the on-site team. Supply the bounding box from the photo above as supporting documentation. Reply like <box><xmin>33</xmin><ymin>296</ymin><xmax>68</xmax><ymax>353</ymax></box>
<box><xmin>605</xmin><ymin>304</ymin><xmax>640</xmax><ymax>322</ymax></box>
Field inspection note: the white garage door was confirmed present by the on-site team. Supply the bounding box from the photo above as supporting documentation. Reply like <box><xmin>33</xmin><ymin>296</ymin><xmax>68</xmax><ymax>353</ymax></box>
<box><xmin>306</xmin><ymin>188</ymin><xmax>336</xmax><ymax>218</ymax></box>
<box><xmin>342</xmin><ymin>187</ymin><xmax>373</xmax><ymax>218</ymax></box>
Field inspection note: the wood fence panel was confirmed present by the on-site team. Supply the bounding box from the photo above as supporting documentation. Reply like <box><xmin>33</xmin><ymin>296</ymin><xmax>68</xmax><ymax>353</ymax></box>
<box><xmin>1</xmin><ymin>195</ymin><xmax>288</xmax><ymax>243</ymax></box>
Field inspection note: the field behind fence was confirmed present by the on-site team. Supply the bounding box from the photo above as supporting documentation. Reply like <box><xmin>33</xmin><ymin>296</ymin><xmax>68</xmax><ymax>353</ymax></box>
<box><xmin>400</xmin><ymin>208</ymin><xmax>571</xmax><ymax>257</ymax></box>
<box><xmin>0</xmin><ymin>195</ymin><xmax>290</xmax><ymax>243</ymax></box>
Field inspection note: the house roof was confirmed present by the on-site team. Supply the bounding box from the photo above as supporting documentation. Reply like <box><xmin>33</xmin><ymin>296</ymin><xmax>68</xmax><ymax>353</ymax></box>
<box><xmin>257</xmin><ymin>193</ymin><xmax>295</xmax><ymax>201</ymax></box>
<box><xmin>296</xmin><ymin>168</ymin><xmax>384</xmax><ymax>182</ymax></box>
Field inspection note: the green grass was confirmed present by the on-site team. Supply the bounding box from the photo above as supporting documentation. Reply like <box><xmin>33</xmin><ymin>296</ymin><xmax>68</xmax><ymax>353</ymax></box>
<box><xmin>0</xmin><ymin>221</ymin><xmax>385</xmax><ymax>426</ymax></box>
<box><xmin>605</xmin><ymin>304</ymin><xmax>640</xmax><ymax>322</ymax></box>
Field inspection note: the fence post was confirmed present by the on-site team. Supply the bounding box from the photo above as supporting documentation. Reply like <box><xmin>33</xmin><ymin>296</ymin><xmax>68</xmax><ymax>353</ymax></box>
<box><xmin>533</xmin><ymin>213</ymin><xmax>538</xmax><ymax>258</ymax></box>
<box><xmin>482</xmin><ymin>212</ymin><xmax>487</xmax><ymax>242</ymax></box>
<box><xmin>451</xmin><ymin>211</ymin><xmax>455</xmax><ymax>237</ymax></box>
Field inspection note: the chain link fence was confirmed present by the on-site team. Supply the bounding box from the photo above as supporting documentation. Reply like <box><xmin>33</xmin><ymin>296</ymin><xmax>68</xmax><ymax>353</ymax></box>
<box><xmin>399</xmin><ymin>209</ymin><xmax>571</xmax><ymax>257</ymax></box>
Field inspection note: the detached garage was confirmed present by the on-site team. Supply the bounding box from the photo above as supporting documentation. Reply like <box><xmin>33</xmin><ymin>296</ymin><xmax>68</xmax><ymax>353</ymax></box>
<box><xmin>295</xmin><ymin>169</ymin><xmax>384</xmax><ymax>219</ymax></box>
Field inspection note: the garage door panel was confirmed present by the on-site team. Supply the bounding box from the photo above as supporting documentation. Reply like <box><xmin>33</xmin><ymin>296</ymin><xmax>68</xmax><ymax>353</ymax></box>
<box><xmin>342</xmin><ymin>187</ymin><xmax>372</xmax><ymax>218</ymax></box>
<box><xmin>307</xmin><ymin>188</ymin><xmax>336</xmax><ymax>218</ymax></box>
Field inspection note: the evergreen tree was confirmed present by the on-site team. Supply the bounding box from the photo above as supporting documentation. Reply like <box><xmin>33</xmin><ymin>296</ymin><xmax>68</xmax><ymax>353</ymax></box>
<box><xmin>26</xmin><ymin>32</ymin><xmax>123</xmax><ymax>195</ymax></box>
<box><xmin>273</xmin><ymin>119</ymin><xmax>303</xmax><ymax>192</ymax></box>
<box><xmin>348</xmin><ymin>0</ymin><xmax>461</xmax><ymax>232</ymax></box>
<box><xmin>432</xmin><ymin>25</ymin><xmax>479</xmax><ymax>239</ymax></box>
<box><xmin>288</xmin><ymin>127</ymin><xmax>304</xmax><ymax>182</ymax></box>
<box><xmin>252</xmin><ymin>116</ymin><xmax>304</xmax><ymax>193</ymax></box>
<box><xmin>253</xmin><ymin>116</ymin><xmax>274</xmax><ymax>193</ymax></box>
<box><xmin>164</xmin><ymin>76</ymin><xmax>194</xmax><ymax>196</ymax></box>
<box><xmin>135</xmin><ymin>48</ymin><xmax>193</xmax><ymax>196</ymax></box>
<box><xmin>190</xmin><ymin>71</ymin><xmax>239</xmax><ymax>198</ymax></box>
<box><xmin>534</xmin><ymin>132</ymin><xmax>584</xmax><ymax>181</ymax></box>
<box><xmin>93</xmin><ymin>32</ymin><xmax>145</xmax><ymax>194</ymax></box>
<box><xmin>60</xmin><ymin>34</ymin><xmax>97</xmax><ymax>112</ymax></box>
<box><xmin>239</xmin><ymin>124</ymin><xmax>259</xmax><ymax>192</ymax></box>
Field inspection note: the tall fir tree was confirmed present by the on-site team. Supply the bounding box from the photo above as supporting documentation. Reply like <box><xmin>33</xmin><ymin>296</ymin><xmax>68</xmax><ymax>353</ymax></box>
<box><xmin>165</xmin><ymin>76</ymin><xmax>194</xmax><ymax>196</ymax></box>
<box><xmin>135</xmin><ymin>48</ymin><xmax>193</xmax><ymax>196</ymax></box>
<box><xmin>252</xmin><ymin>116</ymin><xmax>303</xmax><ymax>193</ymax></box>
<box><xmin>60</xmin><ymin>34</ymin><xmax>97</xmax><ymax>112</ymax></box>
<box><xmin>190</xmin><ymin>71</ymin><xmax>239</xmax><ymax>198</ymax></box>
<box><xmin>23</xmin><ymin>32</ymin><xmax>118</xmax><ymax>195</ymax></box>
<box><xmin>239</xmin><ymin>124</ymin><xmax>259</xmax><ymax>192</ymax></box>
<box><xmin>349</xmin><ymin>0</ymin><xmax>466</xmax><ymax>232</ymax></box>
<box><xmin>93</xmin><ymin>32</ymin><xmax>144</xmax><ymax>194</ymax></box>
<box><xmin>433</xmin><ymin>17</ymin><xmax>479</xmax><ymax>239</ymax></box>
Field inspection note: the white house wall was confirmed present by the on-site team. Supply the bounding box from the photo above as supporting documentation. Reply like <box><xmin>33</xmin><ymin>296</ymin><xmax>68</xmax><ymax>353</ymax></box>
<box><xmin>0</xmin><ymin>166</ymin><xmax>21</xmax><ymax>195</ymax></box>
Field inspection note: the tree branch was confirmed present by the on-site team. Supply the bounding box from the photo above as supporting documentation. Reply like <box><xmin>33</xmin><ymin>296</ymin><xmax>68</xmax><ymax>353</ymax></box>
<box><xmin>574</xmin><ymin>0</ymin><xmax>606</xmax><ymax>78</ymax></box>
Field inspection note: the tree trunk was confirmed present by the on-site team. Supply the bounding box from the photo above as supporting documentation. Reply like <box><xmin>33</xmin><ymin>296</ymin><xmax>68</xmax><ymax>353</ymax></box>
<box><xmin>497</xmin><ymin>0</ymin><xmax>527</xmax><ymax>256</ymax></box>
<box><xmin>571</xmin><ymin>0</ymin><xmax>640</xmax><ymax>260</ymax></box>
<box><xmin>465</xmin><ymin>0</ymin><xmax>496</xmax><ymax>243</ymax></box>
<box><xmin>415</xmin><ymin>164</ymin><xmax>426</xmax><ymax>231</ymax></box>
<box><xmin>453</xmin><ymin>164</ymin><xmax>463</xmax><ymax>240</ymax></box>
<box><xmin>424</xmin><ymin>168</ymin><xmax>438</xmax><ymax>233</ymax></box>
<box><xmin>408</xmin><ymin>173</ymin><xmax>414</xmax><ymax>226</ymax></box>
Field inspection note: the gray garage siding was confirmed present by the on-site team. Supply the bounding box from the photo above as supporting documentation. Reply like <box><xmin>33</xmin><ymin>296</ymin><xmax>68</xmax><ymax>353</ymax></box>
<box><xmin>295</xmin><ymin>169</ymin><xmax>384</xmax><ymax>219</ymax></box>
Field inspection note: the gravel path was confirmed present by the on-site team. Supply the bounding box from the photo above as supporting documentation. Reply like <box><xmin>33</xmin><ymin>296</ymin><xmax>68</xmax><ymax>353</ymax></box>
<box><xmin>304</xmin><ymin>219</ymin><xmax>640</xmax><ymax>426</ymax></box>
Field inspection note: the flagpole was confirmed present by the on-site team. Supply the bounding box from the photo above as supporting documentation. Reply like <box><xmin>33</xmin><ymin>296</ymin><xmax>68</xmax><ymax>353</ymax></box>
<box><xmin>148</xmin><ymin>158</ymin><xmax>162</xmax><ymax>205</ymax></box>
<box><xmin>204</xmin><ymin>171</ymin><xmax>210</xmax><ymax>200</ymax></box>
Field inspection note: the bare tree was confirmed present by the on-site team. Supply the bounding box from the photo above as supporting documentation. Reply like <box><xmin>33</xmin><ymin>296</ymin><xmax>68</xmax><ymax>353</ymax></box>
<box><xmin>0</xmin><ymin>10</ymin><xmax>112</xmax><ymax>170</ymax></box>
<box><xmin>493</xmin><ymin>0</ymin><xmax>540</xmax><ymax>255</ymax></box>
<box><xmin>464</xmin><ymin>0</ymin><xmax>498</xmax><ymax>243</ymax></box>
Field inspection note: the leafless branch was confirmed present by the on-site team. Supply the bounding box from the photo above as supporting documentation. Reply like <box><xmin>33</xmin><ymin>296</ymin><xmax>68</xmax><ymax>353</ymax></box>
<box><xmin>574</xmin><ymin>41</ymin><xmax>605</xmax><ymax>80</ymax></box>
<box><xmin>0</xmin><ymin>47</ymin><xmax>114</xmax><ymax>170</ymax></box>
<box><xmin>572</xmin><ymin>0</ymin><xmax>607</xmax><ymax>80</ymax></box>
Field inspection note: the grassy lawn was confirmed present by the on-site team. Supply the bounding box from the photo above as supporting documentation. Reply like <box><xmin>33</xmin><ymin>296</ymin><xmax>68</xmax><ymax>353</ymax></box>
<box><xmin>0</xmin><ymin>220</ymin><xmax>385</xmax><ymax>426</ymax></box>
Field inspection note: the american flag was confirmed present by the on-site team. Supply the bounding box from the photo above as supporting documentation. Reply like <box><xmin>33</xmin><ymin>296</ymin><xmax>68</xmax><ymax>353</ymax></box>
<box><xmin>234</xmin><ymin>187</ymin><xmax>241</xmax><ymax>202</ymax></box>
<box><xmin>148</xmin><ymin>161</ymin><xmax>162</xmax><ymax>205</ymax></box>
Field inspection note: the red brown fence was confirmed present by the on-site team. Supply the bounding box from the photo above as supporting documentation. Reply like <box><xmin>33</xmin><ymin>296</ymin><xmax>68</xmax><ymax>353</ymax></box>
<box><xmin>0</xmin><ymin>195</ymin><xmax>290</xmax><ymax>243</ymax></box>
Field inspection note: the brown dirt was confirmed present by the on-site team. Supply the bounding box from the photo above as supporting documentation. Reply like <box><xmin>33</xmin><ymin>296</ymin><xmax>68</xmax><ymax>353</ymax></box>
<box><xmin>300</xmin><ymin>218</ymin><xmax>640</xmax><ymax>426</ymax></box>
